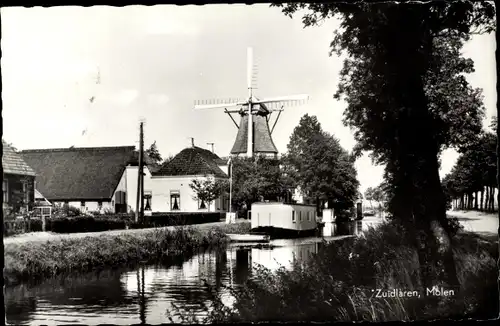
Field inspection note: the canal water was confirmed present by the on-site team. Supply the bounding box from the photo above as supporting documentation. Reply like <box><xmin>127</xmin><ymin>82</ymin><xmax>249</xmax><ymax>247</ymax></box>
<box><xmin>3</xmin><ymin>217</ymin><xmax>382</xmax><ymax>325</ymax></box>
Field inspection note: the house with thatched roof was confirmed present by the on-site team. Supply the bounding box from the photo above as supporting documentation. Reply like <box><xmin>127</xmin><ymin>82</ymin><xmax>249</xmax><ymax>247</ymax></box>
<box><xmin>150</xmin><ymin>145</ymin><xmax>229</xmax><ymax>212</ymax></box>
<box><xmin>20</xmin><ymin>146</ymin><xmax>151</xmax><ymax>214</ymax></box>
<box><xmin>2</xmin><ymin>140</ymin><xmax>37</xmax><ymax>213</ymax></box>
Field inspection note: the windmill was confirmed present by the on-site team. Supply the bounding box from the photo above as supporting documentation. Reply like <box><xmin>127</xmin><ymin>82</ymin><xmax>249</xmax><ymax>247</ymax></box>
<box><xmin>194</xmin><ymin>47</ymin><xmax>309</xmax><ymax>158</ymax></box>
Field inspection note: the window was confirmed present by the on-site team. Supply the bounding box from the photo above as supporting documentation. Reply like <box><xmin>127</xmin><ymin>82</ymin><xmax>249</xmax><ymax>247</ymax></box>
<box><xmin>170</xmin><ymin>191</ymin><xmax>180</xmax><ymax>211</ymax></box>
<box><xmin>98</xmin><ymin>201</ymin><xmax>103</xmax><ymax>210</ymax></box>
<box><xmin>80</xmin><ymin>201</ymin><xmax>86</xmax><ymax>211</ymax></box>
<box><xmin>307</xmin><ymin>211</ymin><xmax>311</xmax><ymax>221</ymax></box>
<box><xmin>144</xmin><ymin>191</ymin><xmax>152</xmax><ymax>211</ymax></box>
<box><xmin>3</xmin><ymin>180</ymin><xmax>8</xmax><ymax>203</ymax></box>
<box><xmin>292</xmin><ymin>211</ymin><xmax>296</xmax><ymax>223</ymax></box>
<box><xmin>299</xmin><ymin>211</ymin><xmax>302</xmax><ymax>222</ymax></box>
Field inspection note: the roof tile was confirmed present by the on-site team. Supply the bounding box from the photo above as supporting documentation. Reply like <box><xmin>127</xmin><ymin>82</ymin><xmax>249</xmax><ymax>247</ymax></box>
<box><xmin>153</xmin><ymin>146</ymin><xmax>228</xmax><ymax>178</ymax></box>
<box><xmin>2</xmin><ymin>141</ymin><xmax>36</xmax><ymax>176</ymax></box>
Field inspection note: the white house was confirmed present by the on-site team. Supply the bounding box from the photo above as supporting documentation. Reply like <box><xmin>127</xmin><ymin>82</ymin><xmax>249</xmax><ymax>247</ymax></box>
<box><xmin>148</xmin><ymin>146</ymin><xmax>229</xmax><ymax>213</ymax></box>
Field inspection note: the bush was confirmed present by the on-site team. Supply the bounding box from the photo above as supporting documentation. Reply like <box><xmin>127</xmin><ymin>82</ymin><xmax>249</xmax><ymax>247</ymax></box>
<box><xmin>52</xmin><ymin>204</ymin><xmax>82</xmax><ymax>218</ymax></box>
<box><xmin>43</xmin><ymin>212</ymin><xmax>223</xmax><ymax>233</ymax></box>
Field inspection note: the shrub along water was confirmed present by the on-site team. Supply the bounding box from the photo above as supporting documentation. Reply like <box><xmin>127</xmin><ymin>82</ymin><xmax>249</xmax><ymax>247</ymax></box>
<box><xmin>4</xmin><ymin>221</ymin><xmax>251</xmax><ymax>287</ymax></box>
<box><xmin>199</xmin><ymin>221</ymin><xmax>498</xmax><ymax>322</ymax></box>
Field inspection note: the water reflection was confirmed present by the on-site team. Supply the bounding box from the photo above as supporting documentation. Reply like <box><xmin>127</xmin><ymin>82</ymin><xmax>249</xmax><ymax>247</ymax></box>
<box><xmin>5</xmin><ymin>219</ymin><xmax>383</xmax><ymax>325</ymax></box>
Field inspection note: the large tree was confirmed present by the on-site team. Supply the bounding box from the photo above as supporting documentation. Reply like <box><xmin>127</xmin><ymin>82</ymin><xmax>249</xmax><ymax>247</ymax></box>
<box><xmin>274</xmin><ymin>1</ymin><xmax>495</xmax><ymax>290</ymax></box>
<box><xmin>284</xmin><ymin>114</ymin><xmax>359</xmax><ymax>220</ymax></box>
<box><xmin>231</xmin><ymin>156</ymin><xmax>292</xmax><ymax>214</ymax></box>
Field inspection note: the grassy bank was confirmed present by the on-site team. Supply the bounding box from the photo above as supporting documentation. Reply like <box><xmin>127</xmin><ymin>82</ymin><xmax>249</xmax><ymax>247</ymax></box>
<box><xmin>4</xmin><ymin>222</ymin><xmax>251</xmax><ymax>287</ymax></box>
<box><xmin>202</xmin><ymin>222</ymin><xmax>498</xmax><ymax>322</ymax></box>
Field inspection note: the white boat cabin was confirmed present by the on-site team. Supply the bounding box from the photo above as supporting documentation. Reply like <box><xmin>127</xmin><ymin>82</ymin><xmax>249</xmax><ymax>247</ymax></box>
<box><xmin>251</xmin><ymin>202</ymin><xmax>317</xmax><ymax>231</ymax></box>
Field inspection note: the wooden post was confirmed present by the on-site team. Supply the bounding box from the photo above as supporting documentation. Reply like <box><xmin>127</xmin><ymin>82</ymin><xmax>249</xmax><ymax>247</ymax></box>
<box><xmin>139</xmin><ymin>125</ymin><xmax>145</xmax><ymax>224</ymax></box>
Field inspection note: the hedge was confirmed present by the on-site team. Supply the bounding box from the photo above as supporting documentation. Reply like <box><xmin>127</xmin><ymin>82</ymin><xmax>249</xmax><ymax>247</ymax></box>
<box><xmin>4</xmin><ymin>212</ymin><xmax>226</xmax><ymax>235</ymax></box>
<box><xmin>46</xmin><ymin>216</ymin><xmax>127</xmax><ymax>233</ymax></box>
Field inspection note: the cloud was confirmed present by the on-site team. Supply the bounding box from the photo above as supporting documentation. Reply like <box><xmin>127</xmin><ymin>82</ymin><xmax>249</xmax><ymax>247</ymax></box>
<box><xmin>147</xmin><ymin>93</ymin><xmax>170</xmax><ymax>106</ymax></box>
<box><xmin>143</xmin><ymin>19</ymin><xmax>200</xmax><ymax>36</ymax></box>
<box><xmin>108</xmin><ymin>89</ymin><xmax>139</xmax><ymax>106</ymax></box>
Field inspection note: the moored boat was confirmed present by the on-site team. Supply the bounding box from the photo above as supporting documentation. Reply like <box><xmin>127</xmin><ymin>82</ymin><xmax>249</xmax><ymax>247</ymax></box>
<box><xmin>227</xmin><ymin>233</ymin><xmax>271</xmax><ymax>243</ymax></box>
<box><xmin>251</xmin><ymin>202</ymin><xmax>318</xmax><ymax>239</ymax></box>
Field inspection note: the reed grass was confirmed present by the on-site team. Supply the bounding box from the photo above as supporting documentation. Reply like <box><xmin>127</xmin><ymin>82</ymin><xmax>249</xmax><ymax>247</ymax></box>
<box><xmin>203</xmin><ymin>221</ymin><xmax>498</xmax><ymax>322</ymax></box>
<box><xmin>4</xmin><ymin>222</ymin><xmax>251</xmax><ymax>287</ymax></box>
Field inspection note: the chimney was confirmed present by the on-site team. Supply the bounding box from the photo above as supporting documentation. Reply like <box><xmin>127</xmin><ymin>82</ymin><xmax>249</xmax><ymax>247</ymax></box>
<box><xmin>190</xmin><ymin>137</ymin><xmax>195</xmax><ymax>148</ymax></box>
<box><xmin>207</xmin><ymin>142</ymin><xmax>215</xmax><ymax>153</ymax></box>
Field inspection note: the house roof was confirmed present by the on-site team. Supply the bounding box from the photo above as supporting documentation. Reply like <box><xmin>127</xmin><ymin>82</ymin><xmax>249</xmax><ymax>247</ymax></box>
<box><xmin>2</xmin><ymin>140</ymin><xmax>36</xmax><ymax>176</ymax></box>
<box><xmin>20</xmin><ymin>146</ymin><xmax>138</xmax><ymax>201</ymax></box>
<box><xmin>152</xmin><ymin>146</ymin><xmax>228</xmax><ymax>178</ymax></box>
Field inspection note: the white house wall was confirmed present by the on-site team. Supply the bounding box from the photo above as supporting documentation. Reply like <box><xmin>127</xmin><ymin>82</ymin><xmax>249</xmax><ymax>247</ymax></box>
<box><xmin>53</xmin><ymin>200</ymin><xmax>113</xmax><ymax>213</ymax></box>
<box><xmin>149</xmin><ymin>175</ymin><xmax>226</xmax><ymax>213</ymax></box>
<box><xmin>218</xmin><ymin>164</ymin><xmax>229</xmax><ymax>176</ymax></box>
<box><xmin>124</xmin><ymin>166</ymin><xmax>153</xmax><ymax>214</ymax></box>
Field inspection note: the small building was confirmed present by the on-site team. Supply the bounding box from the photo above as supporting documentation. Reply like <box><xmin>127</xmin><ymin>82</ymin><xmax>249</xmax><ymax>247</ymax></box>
<box><xmin>21</xmin><ymin>146</ymin><xmax>144</xmax><ymax>214</ymax></box>
<box><xmin>150</xmin><ymin>146</ymin><xmax>229</xmax><ymax>213</ymax></box>
<box><xmin>251</xmin><ymin>202</ymin><xmax>318</xmax><ymax>237</ymax></box>
<box><xmin>2</xmin><ymin>140</ymin><xmax>36</xmax><ymax>213</ymax></box>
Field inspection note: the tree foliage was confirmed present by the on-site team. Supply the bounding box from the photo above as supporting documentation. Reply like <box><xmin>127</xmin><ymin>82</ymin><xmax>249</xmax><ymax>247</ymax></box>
<box><xmin>230</xmin><ymin>156</ymin><xmax>292</xmax><ymax>212</ymax></box>
<box><xmin>145</xmin><ymin>141</ymin><xmax>163</xmax><ymax>165</ymax></box>
<box><xmin>284</xmin><ymin>114</ymin><xmax>359</xmax><ymax>218</ymax></box>
<box><xmin>189</xmin><ymin>178</ymin><xmax>229</xmax><ymax>211</ymax></box>
<box><xmin>284</xmin><ymin>114</ymin><xmax>359</xmax><ymax>219</ymax></box>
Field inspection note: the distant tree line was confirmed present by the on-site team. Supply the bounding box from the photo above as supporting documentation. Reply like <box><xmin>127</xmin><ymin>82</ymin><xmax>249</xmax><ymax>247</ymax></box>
<box><xmin>442</xmin><ymin>119</ymin><xmax>497</xmax><ymax>212</ymax></box>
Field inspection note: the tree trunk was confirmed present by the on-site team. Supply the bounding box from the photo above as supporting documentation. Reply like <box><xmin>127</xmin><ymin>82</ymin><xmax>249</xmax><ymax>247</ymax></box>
<box><xmin>474</xmin><ymin>191</ymin><xmax>478</xmax><ymax>210</ymax></box>
<box><xmin>383</xmin><ymin>16</ymin><xmax>459</xmax><ymax>291</ymax></box>
<box><xmin>490</xmin><ymin>187</ymin><xmax>495</xmax><ymax>211</ymax></box>
<box><xmin>480</xmin><ymin>188</ymin><xmax>484</xmax><ymax>211</ymax></box>
<box><xmin>486</xmin><ymin>186</ymin><xmax>491</xmax><ymax>212</ymax></box>
<box><xmin>485</xmin><ymin>187</ymin><xmax>490</xmax><ymax>212</ymax></box>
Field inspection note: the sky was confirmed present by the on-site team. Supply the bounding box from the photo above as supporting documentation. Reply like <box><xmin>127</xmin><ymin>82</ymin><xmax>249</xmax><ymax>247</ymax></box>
<box><xmin>1</xmin><ymin>4</ymin><xmax>497</xmax><ymax>194</ymax></box>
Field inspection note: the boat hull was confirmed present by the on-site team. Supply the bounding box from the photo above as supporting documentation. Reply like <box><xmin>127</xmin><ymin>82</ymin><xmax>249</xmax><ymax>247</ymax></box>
<box><xmin>250</xmin><ymin>226</ymin><xmax>321</xmax><ymax>239</ymax></box>
<box><xmin>227</xmin><ymin>233</ymin><xmax>270</xmax><ymax>243</ymax></box>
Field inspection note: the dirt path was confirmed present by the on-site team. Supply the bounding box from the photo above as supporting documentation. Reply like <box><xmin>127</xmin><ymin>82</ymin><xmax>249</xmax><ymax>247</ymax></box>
<box><xmin>447</xmin><ymin>210</ymin><xmax>498</xmax><ymax>236</ymax></box>
<box><xmin>4</xmin><ymin>219</ymin><xmax>248</xmax><ymax>245</ymax></box>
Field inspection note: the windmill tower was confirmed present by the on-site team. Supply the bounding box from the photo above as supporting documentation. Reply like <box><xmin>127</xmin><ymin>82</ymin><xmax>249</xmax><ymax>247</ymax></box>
<box><xmin>194</xmin><ymin>47</ymin><xmax>309</xmax><ymax>158</ymax></box>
